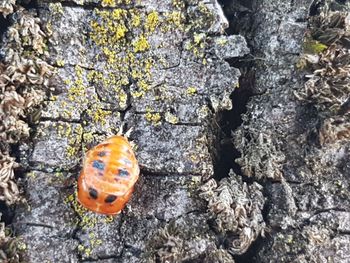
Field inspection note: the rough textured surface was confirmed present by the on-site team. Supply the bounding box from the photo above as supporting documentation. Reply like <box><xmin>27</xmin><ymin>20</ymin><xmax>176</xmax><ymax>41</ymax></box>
<box><xmin>228</xmin><ymin>0</ymin><xmax>350</xmax><ymax>262</ymax></box>
<box><xmin>1</xmin><ymin>0</ymin><xmax>349</xmax><ymax>262</ymax></box>
<box><xmin>0</xmin><ymin>0</ymin><xmax>260</xmax><ymax>262</ymax></box>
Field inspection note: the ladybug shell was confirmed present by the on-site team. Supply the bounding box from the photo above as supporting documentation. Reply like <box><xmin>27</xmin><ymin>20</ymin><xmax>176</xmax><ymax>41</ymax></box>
<box><xmin>77</xmin><ymin>135</ymin><xmax>139</xmax><ymax>215</ymax></box>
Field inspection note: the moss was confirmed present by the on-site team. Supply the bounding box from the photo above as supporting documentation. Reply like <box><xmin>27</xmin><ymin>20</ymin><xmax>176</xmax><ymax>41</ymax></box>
<box><xmin>303</xmin><ymin>39</ymin><xmax>328</xmax><ymax>54</ymax></box>
<box><xmin>0</xmin><ymin>9</ymin><xmax>53</xmax><ymax>209</ymax></box>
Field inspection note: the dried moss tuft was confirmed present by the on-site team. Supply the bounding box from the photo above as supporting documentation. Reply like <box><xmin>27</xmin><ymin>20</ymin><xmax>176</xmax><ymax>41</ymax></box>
<box><xmin>0</xmin><ymin>219</ymin><xmax>24</xmax><ymax>262</ymax></box>
<box><xmin>0</xmin><ymin>0</ymin><xmax>16</xmax><ymax>17</ymax></box>
<box><xmin>0</xmin><ymin>8</ymin><xmax>53</xmax><ymax>206</ymax></box>
<box><xmin>295</xmin><ymin>10</ymin><xmax>350</xmax><ymax>146</ymax></box>
<box><xmin>199</xmin><ymin>170</ymin><xmax>266</xmax><ymax>255</ymax></box>
<box><xmin>0</xmin><ymin>152</ymin><xmax>20</xmax><ymax>205</ymax></box>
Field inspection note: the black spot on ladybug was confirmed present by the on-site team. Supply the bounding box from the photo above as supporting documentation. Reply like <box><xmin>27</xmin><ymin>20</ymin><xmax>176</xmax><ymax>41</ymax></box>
<box><xmin>105</xmin><ymin>195</ymin><xmax>117</xmax><ymax>203</ymax></box>
<box><xmin>92</xmin><ymin>160</ymin><xmax>105</xmax><ymax>171</ymax></box>
<box><xmin>118</xmin><ymin>169</ymin><xmax>129</xmax><ymax>177</ymax></box>
<box><xmin>98</xmin><ymin>151</ymin><xmax>107</xmax><ymax>157</ymax></box>
<box><xmin>88</xmin><ymin>187</ymin><xmax>98</xmax><ymax>199</ymax></box>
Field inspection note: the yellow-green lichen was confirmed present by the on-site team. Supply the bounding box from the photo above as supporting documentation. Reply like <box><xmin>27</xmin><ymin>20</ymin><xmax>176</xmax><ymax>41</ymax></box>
<box><xmin>172</xmin><ymin>0</ymin><xmax>185</xmax><ymax>10</ymax></box>
<box><xmin>54</xmin><ymin>122</ymin><xmax>82</xmax><ymax>159</ymax></box>
<box><xmin>48</xmin><ymin>3</ymin><xmax>64</xmax><ymax>16</ymax></box>
<box><xmin>185</xmin><ymin>33</ymin><xmax>207</xmax><ymax>59</ymax></box>
<box><xmin>87</xmin><ymin>7</ymin><xmax>156</xmax><ymax>105</ymax></box>
<box><xmin>186</xmin><ymin>86</ymin><xmax>197</xmax><ymax>95</ymax></box>
<box><xmin>145</xmin><ymin>107</ymin><xmax>161</xmax><ymax>125</ymax></box>
<box><xmin>216</xmin><ymin>38</ymin><xmax>228</xmax><ymax>46</ymax></box>
<box><xmin>131</xmin><ymin>10</ymin><xmax>141</xmax><ymax>27</ymax></box>
<box><xmin>146</xmin><ymin>11</ymin><xmax>160</xmax><ymax>32</ymax></box>
<box><xmin>133</xmin><ymin>35</ymin><xmax>150</xmax><ymax>52</ymax></box>
<box><xmin>101</xmin><ymin>0</ymin><xmax>116</xmax><ymax>7</ymax></box>
<box><xmin>52</xmin><ymin>0</ymin><xmax>217</xmax><ymax>146</ymax></box>
<box><xmin>90</xmin><ymin>108</ymin><xmax>111</xmax><ymax>125</ymax></box>
<box><xmin>83</xmin><ymin>132</ymin><xmax>95</xmax><ymax>144</ymax></box>
<box><xmin>165</xmin><ymin>11</ymin><xmax>185</xmax><ymax>30</ymax></box>
<box><xmin>165</xmin><ymin>112</ymin><xmax>179</xmax><ymax>124</ymax></box>
<box><xmin>64</xmin><ymin>189</ymin><xmax>117</xmax><ymax>258</ymax></box>
<box><xmin>27</xmin><ymin>171</ymin><xmax>36</xmax><ymax>179</ymax></box>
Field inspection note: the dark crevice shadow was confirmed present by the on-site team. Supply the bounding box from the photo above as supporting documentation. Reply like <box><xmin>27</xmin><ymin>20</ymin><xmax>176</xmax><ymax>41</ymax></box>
<box><xmin>214</xmin><ymin>1</ymin><xmax>267</xmax><ymax>262</ymax></box>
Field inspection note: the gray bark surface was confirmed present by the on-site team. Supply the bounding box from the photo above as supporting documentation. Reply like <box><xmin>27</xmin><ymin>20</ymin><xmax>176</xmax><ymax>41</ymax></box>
<box><xmin>0</xmin><ymin>0</ymin><xmax>349</xmax><ymax>262</ymax></box>
<box><xmin>228</xmin><ymin>0</ymin><xmax>350</xmax><ymax>262</ymax></box>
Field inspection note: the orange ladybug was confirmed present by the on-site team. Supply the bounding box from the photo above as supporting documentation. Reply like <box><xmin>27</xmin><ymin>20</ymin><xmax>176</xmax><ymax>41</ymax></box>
<box><xmin>77</xmin><ymin>134</ymin><xmax>139</xmax><ymax>215</ymax></box>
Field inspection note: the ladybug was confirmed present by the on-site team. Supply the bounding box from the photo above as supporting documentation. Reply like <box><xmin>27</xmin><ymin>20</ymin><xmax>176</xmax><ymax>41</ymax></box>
<box><xmin>77</xmin><ymin>133</ymin><xmax>139</xmax><ymax>215</ymax></box>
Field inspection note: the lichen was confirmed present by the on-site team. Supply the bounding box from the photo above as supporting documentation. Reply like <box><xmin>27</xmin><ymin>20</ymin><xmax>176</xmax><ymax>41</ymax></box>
<box><xmin>64</xmin><ymin>189</ymin><xmax>114</xmax><ymax>259</ymax></box>
<box><xmin>141</xmin><ymin>171</ymin><xmax>265</xmax><ymax>261</ymax></box>
<box><xmin>145</xmin><ymin>107</ymin><xmax>162</xmax><ymax>125</ymax></box>
<box><xmin>184</xmin><ymin>33</ymin><xmax>207</xmax><ymax>60</ymax></box>
<box><xmin>187</xmin><ymin>3</ymin><xmax>216</xmax><ymax>32</ymax></box>
<box><xmin>319</xmin><ymin>116</ymin><xmax>350</xmax><ymax>146</ymax></box>
<box><xmin>164</xmin><ymin>111</ymin><xmax>179</xmax><ymax>124</ymax></box>
<box><xmin>146</xmin><ymin>11</ymin><xmax>159</xmax><ymax>33</ymax></box>
<box><xmin>133</xmin><ymin>35</ymin><xmax>150</xmax><ymax>52</ymax></box>
<box><xmin>48</xmin><ymin>3</ymin><xmax>64</xmax><ymax>16</ymax></box>
<box><xmin>186</xmin><ymin>86</ymin><xmax>198</xmax><ymax>95</ymax></box>
<box><xmin>4</xmin><ymin>8</ymin><xmax>48</xmax><ymax>57</ymax></box>
<box><xmin>295</xmin><ymin>45</ymin><xmax>349</xmax><ymax>117</ymax></box>
<box><xmin>101</xmin><ymin>0</ymin><xmax>116</xmax><ymax>7</ymax></box>
<box><xmin>85</xmin><ymin>0</ymin><xmax>218</xmax><ymax>118</ymax></box>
